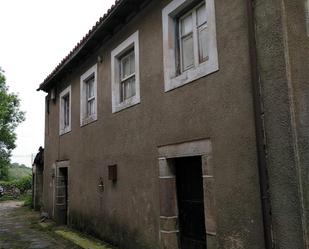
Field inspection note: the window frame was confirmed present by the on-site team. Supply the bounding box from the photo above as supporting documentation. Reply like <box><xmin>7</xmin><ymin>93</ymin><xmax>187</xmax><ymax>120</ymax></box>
<box><xmin>162</xmin><ymin>0</ymin><xmax>218</xmax><ymax>92</ymax></box>
<box><xmin>59</xmin><ymin>85</ymin><xmax>71</xmax><ymax>135</ymax></box>
<box><xmin>80</xmin><ymin>64</ymin><xmax>98</xmax><ymax>126</ymax></box>
<box><xmin>111</xmin><ymin>31</ymin><xmax>140</xmax><ymax>113</ymax></box>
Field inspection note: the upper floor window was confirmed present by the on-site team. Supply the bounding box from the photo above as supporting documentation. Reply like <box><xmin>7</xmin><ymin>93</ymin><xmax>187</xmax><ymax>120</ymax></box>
<box><xmin>179</xmin><ymin>3</ymin><xmax>208</xmax><ymax>72</ymax></box>
<box><xmin>80</xmin><ymin>64</ymin><xmax>97</xmax><ymax>126</ymax></box>
<box><xmin>120</xmin><ymin>50</ymin><xmax>136</xmax><ymax>102</ymax></box>
<box><xmin>59</xmin><ymin>85</ymin><xmax>71</xmax><ymax>135</ymax></box>
<box><xmin>162</xmin><ymin>0</ymin><xmax>218</xmax><ymax>92</ymax></box>
<box><xmin>85</xmin><ymin>75</ymin><xmax>95</xmax><ymax>116</ymax></box>
<box><xmin>111</xmin><ymin>31</ymin><xmax>140</xmax><ymax>113</ymax></box>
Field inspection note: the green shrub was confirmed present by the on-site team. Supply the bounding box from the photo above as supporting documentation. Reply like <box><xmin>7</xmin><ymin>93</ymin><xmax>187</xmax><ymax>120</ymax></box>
<box><xmin>21</xmin><ymin>193</ymin><xmax>32</xmax><ymax>207</ymax></box>
<box><xmin>0</xmin><ymin>180</ymin><xmax>15</xmax><ymax>188</ymax></box>
<box><xmin>0</xmin><ymin>175</ymin><xmax>32</xmax><ymax>195</ymax></box>
<box><xmin>15</xmin><ymin>175</ymin><xmax>32</xmax><ymax>194</ymax></box>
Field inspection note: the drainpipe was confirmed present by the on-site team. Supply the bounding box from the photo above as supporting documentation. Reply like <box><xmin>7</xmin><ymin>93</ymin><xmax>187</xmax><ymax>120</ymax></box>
<box><xmin>246</xmin><ymin>1</ymin><xmax>274</xmax><ymax>249</ymax></box>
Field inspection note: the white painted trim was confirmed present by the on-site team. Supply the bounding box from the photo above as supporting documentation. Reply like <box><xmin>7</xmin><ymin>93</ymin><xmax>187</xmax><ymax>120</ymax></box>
<box><xmin>162</xmin><ymin>0</ymin><xmax>219</xmax><ymax>92</ymax></box>
<box><xmin>59</xmin><ymin>85</ymin><xmax>71</xmax><ymax>135</ymax></box>
<box><xmin>80</xmin><ymin>64</ymin><xmax>98</xmax><ymax>126</ymax></box>
<box><xmin>111</xmin><ymin>31</ymin><xmax>140</xmax><ymax>113</ymax></box>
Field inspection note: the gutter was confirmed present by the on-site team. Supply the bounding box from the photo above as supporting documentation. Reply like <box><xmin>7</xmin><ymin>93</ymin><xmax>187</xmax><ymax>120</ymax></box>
<box><xmin>246</xmin><ymin>1</ymin><xmax>274</xmax><ymax>248</ymax></box>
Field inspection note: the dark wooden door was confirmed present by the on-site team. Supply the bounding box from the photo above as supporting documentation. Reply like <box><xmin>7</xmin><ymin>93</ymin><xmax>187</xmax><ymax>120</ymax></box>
<box><xmin>175</xmin><ymin>156</ymin><xmax>206</xmax><ymax>249</ymax></box>
<box><xmin>55</xmin><ymin>167</ymin><xmax>68</xmax><ymax>225</ymax></box>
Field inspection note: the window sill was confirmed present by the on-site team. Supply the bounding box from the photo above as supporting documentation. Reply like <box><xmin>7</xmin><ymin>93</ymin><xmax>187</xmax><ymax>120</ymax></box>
<box><xmin>165</xmin><ymin>61</ymin><xmax>219</xmax><ymax>92</ymax></box>
<box><xmin>81</xmin><ymin>115</ymin><xmax>97</xmax><ymax>127</ymax></box>
<box><xmin>112</xmin><ymin>96</ymin><xmax>140</xmax><ymax>113</ymax></box>
<box><xmin>59</xmin><ymin>127</ymin><xmax>71</xmax><ymax>136</ymax></box>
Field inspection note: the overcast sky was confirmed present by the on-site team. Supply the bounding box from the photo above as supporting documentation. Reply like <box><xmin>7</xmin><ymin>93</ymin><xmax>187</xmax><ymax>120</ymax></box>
<box><xmin>0</xmin><ymin>0</ymin><xmax>116</xmax><ymax>167</ymax></box>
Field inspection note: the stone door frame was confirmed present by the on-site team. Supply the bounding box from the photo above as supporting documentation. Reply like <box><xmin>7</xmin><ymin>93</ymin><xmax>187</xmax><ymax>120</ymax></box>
<box><xmin>158</xmin><ymin>139</ymin><xmax>217</xmax><ymax>249</ymax></box>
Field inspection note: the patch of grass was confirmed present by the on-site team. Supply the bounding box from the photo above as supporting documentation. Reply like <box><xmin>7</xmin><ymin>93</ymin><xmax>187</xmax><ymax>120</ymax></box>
<box><xmin>0</xmin><ymin>234</ymin><xmax>8</xmax><ymax>241</ymax></box>
<box><xmin>21</xmin><ymin>193</ymin><xmax>32</xmax><ymax>207</ymax></box>
<box><xmin>0</xmin><ymin>193</ymin><xmax>32</xmax><ymax>204</ymax></box>
<box><xmin>0</xmin><ymin>194</ymin><xmax>16</xmax><ymax>201</ymax></box>
<box><xmin>55</xmin><ymin>229</ymin><xmax>116</xmax><ymax>249</ymax></box>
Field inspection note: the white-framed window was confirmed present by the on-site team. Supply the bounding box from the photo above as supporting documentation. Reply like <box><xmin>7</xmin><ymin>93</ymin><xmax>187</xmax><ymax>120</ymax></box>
<box><xmin>162</xmin><ymin>0</ymin><xmax>218</xmax><ymax>92</ymax></box>
<box><xmin>111</xmin><ymin>31</ymin><xmax>140</xmax><ymax>113</ymax></box>
<box><xmin>80</xmin><ymin>64</ymin><xmax>97</xmax><ymax>126</ymax></box>
<box><xmin>59</xmin><ymin>85</ymin><xmax>71</xmax><ymax>135</ymax></box>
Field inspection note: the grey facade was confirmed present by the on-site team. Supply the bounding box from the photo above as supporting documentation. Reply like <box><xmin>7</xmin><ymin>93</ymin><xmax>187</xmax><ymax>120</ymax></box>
<box><xmin>38</xmin><ymin>0</ymin><xmax>309</xmax><ymax>248</ymax></box>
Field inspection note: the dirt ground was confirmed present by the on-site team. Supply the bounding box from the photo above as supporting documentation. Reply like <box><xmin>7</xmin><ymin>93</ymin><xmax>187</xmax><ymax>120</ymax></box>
<box><xmin>0</xmin><ymin>201</ymin><xmax>80</xmax><ymax>249</ymax></box>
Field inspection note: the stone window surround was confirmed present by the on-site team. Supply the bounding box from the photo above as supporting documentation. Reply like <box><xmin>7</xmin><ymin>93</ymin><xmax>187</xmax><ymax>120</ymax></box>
<box><xmin>162</xmin><ymin>0</ymin><xmax>219</xmax><ymax>92</ymax></box>
<box><xmin>80</xmin><ymin>64</ymin><xmax>98</xmax><ymax>126</ymax></box>
<box><xmin>158</xmin><ymin>139</ymin><xmax>217</xmax><ymax>249</ymax></box>
<box><xmin>59</xmin><ymin>85</ymin><xmax>71</xmax><ymax>135</ymax></box>
<box><xmin>111</xmin><ymin>31</ymin><xmax>141</xmax><ymax>113</ymax></box>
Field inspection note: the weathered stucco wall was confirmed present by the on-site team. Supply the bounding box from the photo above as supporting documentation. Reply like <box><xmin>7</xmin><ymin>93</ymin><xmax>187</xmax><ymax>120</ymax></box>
<box><xmin>43</xmin><ymin>0</ymin><xmax>267</xmax><ymax>248</ymax></box>
<box><xmin>254</xmin><ymin>0</ymin><xmax>309</xmax><ymax>248</ymax></box>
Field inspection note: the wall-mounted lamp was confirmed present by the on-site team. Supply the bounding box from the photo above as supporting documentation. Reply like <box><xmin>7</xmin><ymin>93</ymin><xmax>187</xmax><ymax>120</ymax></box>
<box><xmin>98</xmin><ymin>177</ymin><xmax>104</xmax><ymax>192</ymax></box>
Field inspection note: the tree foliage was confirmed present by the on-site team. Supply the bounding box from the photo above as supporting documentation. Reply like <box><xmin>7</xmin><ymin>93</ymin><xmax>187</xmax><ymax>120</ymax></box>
<box><xmin>0</xmin><ymin>68</ymin><xmax>25</xmax><ymax>180</ymax></box>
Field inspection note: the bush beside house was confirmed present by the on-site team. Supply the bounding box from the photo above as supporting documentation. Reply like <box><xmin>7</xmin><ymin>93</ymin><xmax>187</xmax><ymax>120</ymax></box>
<box><xmin>0</xmin><ymin>166</ymin><xmax>32</xmax><ymax>201</ymax></box>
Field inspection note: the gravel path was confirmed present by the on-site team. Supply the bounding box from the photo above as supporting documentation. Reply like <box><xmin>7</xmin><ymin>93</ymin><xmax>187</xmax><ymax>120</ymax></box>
<box><xmin>0</xmin><ymin>201</ymin><xmax>80</xmax><ymax>249</ymax></box>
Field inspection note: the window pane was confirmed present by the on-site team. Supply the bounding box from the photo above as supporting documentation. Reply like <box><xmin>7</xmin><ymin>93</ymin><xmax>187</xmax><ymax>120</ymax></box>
<box><xmin>129</xmin><ymin>52</ymin><xmax>135</xmax><ymax>75</ymax></box>
<box><xmin>86</xmin><ymin>78</ymin><xmax>94</xmax><ymax>98</ymax></box>
<box><xmin>198</xmin><ymin>25</ymin><xmax>208</xmax><ymax>63</ymax></box>
<box><xmin>63</xmin><ymin>95</ymin><xmax>69</xmax><ymax>127</ymax></box>
<box><xmin>181</xmin><ymin>34</ymin><xmax>194</xmax><ymax>70</ymax></box>
<box><xmin>121</xmin><ymin>51</ymin><xmax>135</xmax><ymax>79</ymax></box>
<box><xmin>87</xmin><ymin>99</ymin><xmax>95</xmax><ymax>116</ymax></box>
<box><xmin>121</xmin><ymin>76</ymin><xmax>136</xmax><ymax>102</ymax></box>
<box><xmin>181</xmin><ymin>14</ymin><xmax>193</xmax><ymax>36</ymax></box>
<box><xmin>197</xmin><ymin>4</ymin><xmax>207</xmax><ymax>26</ymax></box>
<box><xmin>121</xmin><ymin>56</ymin><xmax>130</xmax><ymax>79</ymax></box>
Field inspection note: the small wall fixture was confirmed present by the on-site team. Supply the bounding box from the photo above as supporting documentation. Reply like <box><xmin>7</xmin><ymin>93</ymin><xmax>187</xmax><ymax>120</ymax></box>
<box><xmin>50</xmin><ymin>88</ymin><xmax>56</xmax><ymax>102</ymax></box>
<box><xmin>98</xmin><ymin>177</ymin><xmax>104</xmax><ymax>192</ymax></box>
<box><xmin>108</xmin><ymin>165</ymin><xmax>117</xmax><ymax>181</ymax></box>
<box><xmin>97</xmin><ymin>55</ymin><xmax>103</xmax><ymax>64</ymax></box>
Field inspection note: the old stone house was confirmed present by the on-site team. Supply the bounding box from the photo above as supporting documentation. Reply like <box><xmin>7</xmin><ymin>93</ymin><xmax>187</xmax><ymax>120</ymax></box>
<box><xmin>37</xmin><ymin>0</ymin><xmax>309</xmax><ymax>249</ymax></box>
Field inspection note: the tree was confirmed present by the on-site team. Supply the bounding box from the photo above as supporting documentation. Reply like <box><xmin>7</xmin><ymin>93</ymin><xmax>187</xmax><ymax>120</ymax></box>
<box><xmin>0</xmin><ymin>68</ymin><xmax>25</xmax><ymax>180</ymax></box>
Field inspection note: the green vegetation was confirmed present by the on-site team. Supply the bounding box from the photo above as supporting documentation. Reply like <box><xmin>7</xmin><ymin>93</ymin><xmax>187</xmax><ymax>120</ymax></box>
<box><xmin>0</xmin><ymin>174</ymin><xmax>32</xmax><ymax>194</ymax></box>
<box><xmin>55</xmin><ymin>228</ymin><xmax>116</xmax><ymax>249</ymax></box>
<box><xmin>22</xmin><ymin>193</ymin><xmax>33</xmax><ymax>207</ymax></box>
<box><xmin>0</xmin><ymin>163</ymin><xmax>32</xmax><ymax>202</ymax></box>
<box><xmin>0</xmin><ymin>193</ymin><xmax>31</xmax><ymax>203</ymax></box>
<box><xmin>0</xmin><ymin>67</ymin><xmax>25</xmax><ymax>180</ymax></box>
<box><xmin>8</xmin><ymin>163</ymin><xmax>31</xmax><ymax>180</ymax></box>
